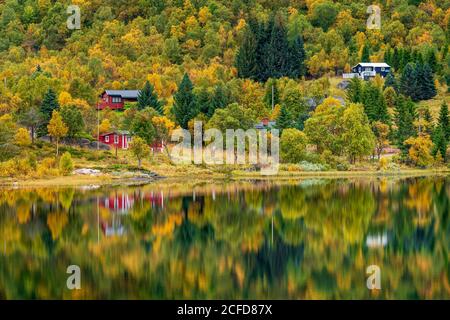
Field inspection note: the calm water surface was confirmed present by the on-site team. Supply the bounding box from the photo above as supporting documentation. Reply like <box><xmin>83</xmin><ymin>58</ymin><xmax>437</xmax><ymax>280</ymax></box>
<box><xmin>1</xmin><ymin>177</ymin><xmax>450</xmax><ymax>299</ymax></box>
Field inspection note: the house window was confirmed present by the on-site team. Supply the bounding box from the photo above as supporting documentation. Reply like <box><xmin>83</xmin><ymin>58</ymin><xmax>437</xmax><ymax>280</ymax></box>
<box><xmin>114</xmin><ymin>135</ymin><xmax>119</xmax><ymax>144</ymax></box>
<box><xmin>112</xmin><ymin>97</ymin><xmax>122</xmax><ymax>103</ymax></box>
<box><xmin>381</xmin><ymin>67</ymin><xmax>385</xmax><ymax>71</ymax></box>
<box><xmin>105</xmin><ymin>136</ymin><xmax>109</xmax><ymax>143</ymax></box>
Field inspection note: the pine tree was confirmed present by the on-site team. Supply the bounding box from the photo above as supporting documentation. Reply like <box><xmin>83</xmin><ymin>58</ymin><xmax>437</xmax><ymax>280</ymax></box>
<box><xmin>39</xmin><ymin>88</ymin><xmax>59</xmax><ymax>136</ymax></box>
<box><xmin>287</xmin><ymin>35</ymin><xmax>306</xmax><ymax>78</ymax></box>
<box><xmin>438</xmin><ymin>101</ymin><xmax>450</xmax><ymax>141</ymax></box>
<box><xmin>361</xmin><ymin>44</ymin><xmax>370</xmax><ymax>62</ymax></box>
<box><xmin>392</xmin><ymin>48</ymin><xmax>401</xmax><ymax>71</ymax></box>
<box><xmin>400</xmin><ymin>63</ymin><xmax>420</xmax><ymax>101</ymax></box>
<box><xmin>235</xmin><ymin>26</ymin><xmax>257</xmax><ymax>79</ymax></box>
<box><xmin>426</xmin><ymin>49</ymin><xmax>438</xmax><ymax>73</ymax></box>
<box><xmin>347</xmin><ymin>77</ymin><xmax>363</xmax><ymax>103</ymax></box>
<box><xmin>433</xmin><ymin>126</ymin><xmax>447</xmax><ymax>161</ymax></box>
<box><xmin>196</xmin><ymin>87</ymin><xmax>212</xmax><ymax>116</ymax></box>
<box><xmin>209</xmin><ymin>84</ymin><xmax>228</xmax><ymax>117</ymax></box>
<box><xmin>265</xmin><ymin>15</ymin><xmax>290</xmax><ymax>80</ymax></box>
<box><xmin>419</xmin><ymin>63</ymin><xmax>437</xmax><ymax>100</ymax></box>
<box><xmin>137</xmin><ymin>81</ymin><xmax>163</xmax><ymax>114</ymax></box>
<box><xmin>276</xmin><ymin>104</ymin><xmax>292</xmax><ymax>132</ymax></box>
<box><xmin>401</xmin><ymin>48</ymin><xmax>411</xmax><ymax>69</ymax></box>
<box><xmin>361</xmin><ymin>82</ymin><xmax>389</xmax><ymax>123</ymax></box>
<box><xmin>172</xmin><ymin>73</ymin><xmax>198</xmax><ymax>129</ymax></box>
<box><xmin>395</xmin><ymin>96</ymin><xmax>417</xmax><ymax>153</ymax></box>
<box><xmin>384</xmin><ymin>73</ymin><xmax>398</xmax><ymax>92</ymax></box>
<box><xmin>255</xmin><ymin>18</ymin><xmax>273</xmax><ymax>82</ymax></box>
<box><xmin>424</xmin><ymin>108</ymin><xmax>434</xmax><ymax>136</ymax></box>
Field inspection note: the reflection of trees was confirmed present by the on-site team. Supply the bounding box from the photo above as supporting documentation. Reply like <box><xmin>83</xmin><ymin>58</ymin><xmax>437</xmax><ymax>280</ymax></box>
<box><xmin>1</xmin><ymin>178</ymin><xmax>450</xmax><ymax>299</ymax></box>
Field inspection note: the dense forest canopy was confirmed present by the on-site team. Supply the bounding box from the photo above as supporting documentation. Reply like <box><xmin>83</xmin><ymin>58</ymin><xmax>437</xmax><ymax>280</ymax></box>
<box><xmin>1</xmin><ymin>0</ymin><xmax>448</xmax><ymax>109</ymax></box>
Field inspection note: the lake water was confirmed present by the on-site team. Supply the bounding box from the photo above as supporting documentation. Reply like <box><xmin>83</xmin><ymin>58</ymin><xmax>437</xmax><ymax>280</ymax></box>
<box><xmin>1</xmin><ymin>176</ymin><xmax>450</xmax><ymax>299</ymax></box>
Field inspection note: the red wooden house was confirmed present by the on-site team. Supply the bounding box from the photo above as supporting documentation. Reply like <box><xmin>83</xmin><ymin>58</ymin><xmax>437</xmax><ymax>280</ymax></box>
<box><xmin>97</xmin><ymin>90</ymin><xmax>140</xmax><ymax>110</ymax></box>
<box><xmin>99</xmin><ymin>131</ymin><xmax>131</xmax><ymax>149</ymax></box>
<box><xmin>98</xmin><ymin>131</ymin><xmax>165</xmax><ymax>152</ymax></box>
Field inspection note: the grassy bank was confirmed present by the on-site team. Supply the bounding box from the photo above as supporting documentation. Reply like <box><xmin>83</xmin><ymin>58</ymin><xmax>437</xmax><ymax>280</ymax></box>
<box><xmin>2</xmin><ymin>166</ymin><xmax>449</xmax><ymax>188</ymax></box>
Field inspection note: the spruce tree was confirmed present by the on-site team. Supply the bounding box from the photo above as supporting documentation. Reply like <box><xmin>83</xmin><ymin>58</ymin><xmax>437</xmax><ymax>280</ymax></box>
<box><xmin>256</xmin><ymin>18</ymin><xmax>274</xmax><ymax>82</ymax></box>
<box><xmin>137</xmin><ymin>81</ymin><xmax>163</xmax><ymax>114</ymax></box>
<box><xmin>287</xmin><ymin>35</ymin><xmax>306</xmax><ymax>78</ymax></box>
<box><xmin>395</xmin><ymin>96</ymin><xmax>417</xmax><ymax>153</ymax></box>
<box><xmin>347</xmin><ymin>77</ymin><xmax>363</xmax><ymax>103</ymax></box>
<box><xmin>433</xmin><ymin>126</ymin><xmax>447</xmax><ymax>161</ymax></box>
<box><xmin>39</xmin><ymin>88</ymin><xmax>59</xmax><ymax>136</ymax></box>
<box><xmin>400</xmin><ymin>63</ymin><xmax>419</xmax><ymax>101</ymax></box>
<box><xmin>235</xmin><ymin>26</ymin><xmax>257</xmax><ymax>79</ymax></box>
<box><xmin>172</xmin><ymin>73</ymin><xmax>198</xmax><ymax>129</ymax></box>
<box><xmin>392</xmin><ymin>48</ymin><xmax>401</xmax><ymax>71</ymax></box>
<box><xmin>419</xmin><ymin>63</ymin><xmax>437</xmax><ymax>100</ymax></box>
<box><xmin>361</xmin><ymin>44</ymin><xmax>370</xmax><ymax>62</ymax></box>
<box><xmin>276</xmin><ymin>104</ymin><xmax>292</xmax><ymax>132</ymax></box>
<box><xmin>426</xmin><ymin>49</ymin><xmax>438</xmax><ymax>73</ymax></box>
<box><xmin>265</xmin><ymin>15</ymin><xmax>290</xmax><ymax>80</ymax></box>
<box><xmin>196</xmin><ymin>87</ymin><xmax>212</xmax><ymax>116</ymax></box>
<box><xmin>438</xmin><ymin>101</ymin><xmax>450</xmax><ymax>141</ymax></box>
<box><xmin>209</xmin><ymin>84</ymin><xmax>228</xmax><ymax>117</ymax></box>
<box><xmin>424</xmin><ymin>108</ymin><xmax>434</xmax><ymax>136</ymax></box>
<box><xmin>361</xmin><ymin>82</ymin><xmax>389</xmax><ymax>123</ymax></box>
<box><xmin>384</xmin><ymin>73</ymin><xmax>398</xmax><ymax>92</ymax></box>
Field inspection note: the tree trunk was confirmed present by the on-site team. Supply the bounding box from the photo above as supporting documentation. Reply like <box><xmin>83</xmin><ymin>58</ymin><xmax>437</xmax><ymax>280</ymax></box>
<box><xmin>56</xmin><ymin>139</ymin><xmax>59</xmax><ymax>156</ymax></box>
<box><xmin>138</xmin><ymin>158</ymin><xmax>141</xmax><ymax>168</ymax></box>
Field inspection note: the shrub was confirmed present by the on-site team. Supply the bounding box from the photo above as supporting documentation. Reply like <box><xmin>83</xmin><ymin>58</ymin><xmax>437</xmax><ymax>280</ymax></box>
<box><xmin>378</xmin><ymin>157</ymin><xmax>389</xmax><ymax>171</ymax></box>
<box><xmin>299</xmin><ymin>161</ymin><xmax>327</xmax><ymax>172</ymax></box>
<box><xmin>37</xmin><ymin>157</ymin><xmax>59</xmax><ymax>177</ymax></box>
<box><xmin>59</xmin><ymin>152</ymin><xmax>73</xmax><ymax>175</ymax></box>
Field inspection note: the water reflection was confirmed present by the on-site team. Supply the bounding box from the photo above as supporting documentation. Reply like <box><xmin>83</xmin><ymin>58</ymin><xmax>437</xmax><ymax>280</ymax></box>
<box><xmin>0</xmin><ymin>177</ymin><xmax>450</xmax><ymax>299</ymax></box>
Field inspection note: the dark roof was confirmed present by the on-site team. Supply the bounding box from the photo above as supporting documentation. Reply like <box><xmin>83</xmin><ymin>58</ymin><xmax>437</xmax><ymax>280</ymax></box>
<box><xmin>103</xmin><ymin>90</ymin><xmax>140</xmax><ymax>99</ymax></box>
<box><xmin>99</xmin><ymin>130</ymin><xmax>130</xmax><ymax>136</ymax></box>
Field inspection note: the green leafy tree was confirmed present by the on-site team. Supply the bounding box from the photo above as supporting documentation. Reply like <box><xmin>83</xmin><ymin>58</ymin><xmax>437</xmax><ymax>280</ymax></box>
<box><xmin>60</xmin><ymin>105</ymin><xmax>84</xmax><ymax>139</ymax></box>
<box><xmin>207</xmin><ymin>103</ymin><xmax>255</xmax><ymax>132</ymax></box>
<box><xmin>310</xmin><ymin>1</ymin><xmax>338</xmax><ymax>31</ymax></box>
<box><xmin>129</xmin><ymin>136</ymin><xmax>151</xmax><ymax>168</ymax></box>
<box><xmin>131</xmin><ymin>108</ymin><xmax>157</xmax><ymax>145</ymax></box>
<box><xmin>342</xmin><ymin>103</ymin><xmax>376</xmax><ymax>163</ymax></box>
<box><xmin>280</xmin><ymin>128</ymin><xmax>307</xmax><ymax>163</ymax></box>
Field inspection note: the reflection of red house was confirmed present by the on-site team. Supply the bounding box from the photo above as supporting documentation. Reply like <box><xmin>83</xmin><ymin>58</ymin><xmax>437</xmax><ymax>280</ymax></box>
<box><xmin>99</xmin><ymin>131</ymin><xmax>131</xmax><ymax>149</ymax></box>
<box><xmin>100</xmin><ymin>191</ymin><xmax>166</xmax><ymax>212</ymax></box>
<box><xmin>97</xmin><ymin>90</ymin><xmax>139</xmax><ymax>110</ymax></box>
